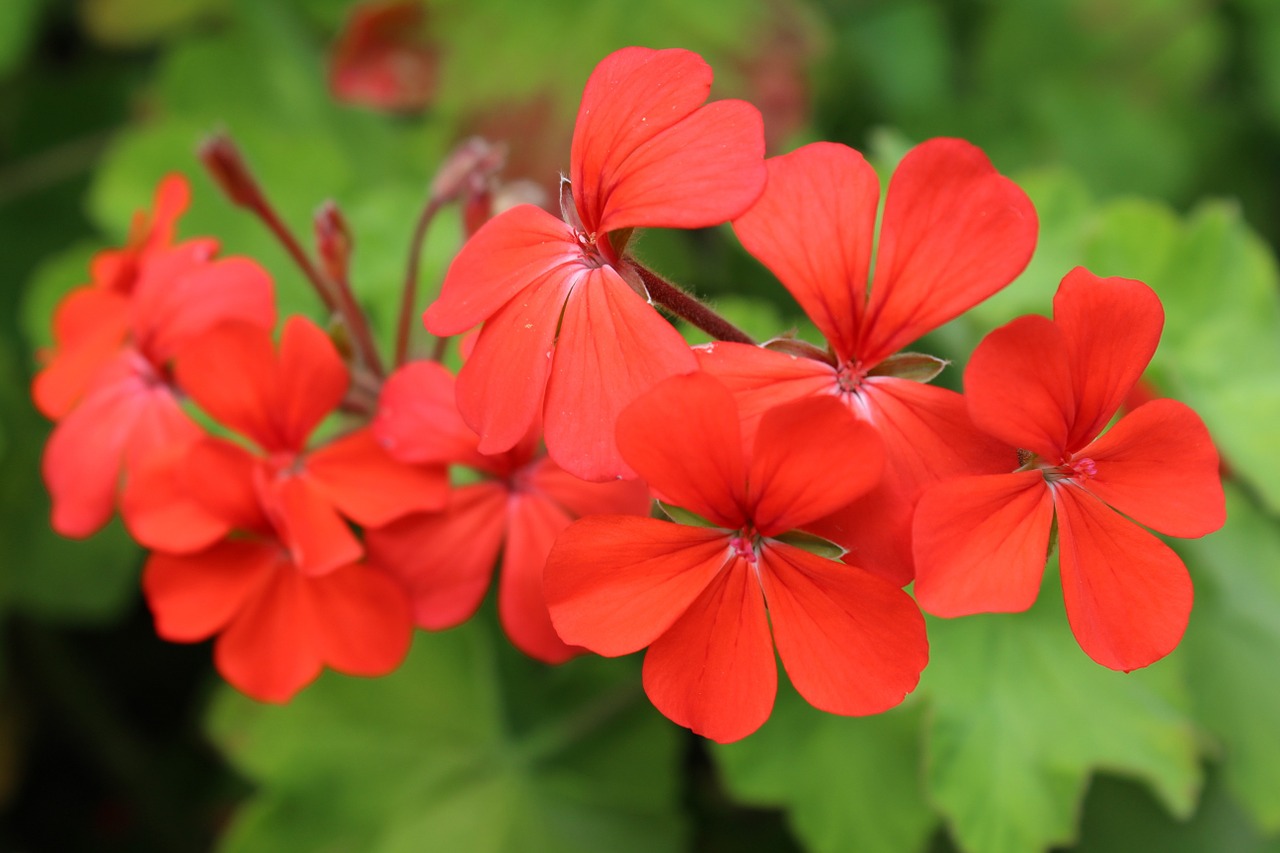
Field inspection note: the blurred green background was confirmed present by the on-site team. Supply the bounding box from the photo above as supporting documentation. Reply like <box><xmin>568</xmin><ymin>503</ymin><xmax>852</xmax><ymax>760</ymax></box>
<box><xmin>4</xmin><ymin>0</ymin><xmax>1280</xmax><ymax>850</ymax></box>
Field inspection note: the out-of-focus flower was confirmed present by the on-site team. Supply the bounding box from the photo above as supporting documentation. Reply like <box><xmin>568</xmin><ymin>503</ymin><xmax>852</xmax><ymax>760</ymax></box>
<box><xmin>329</xmin><ymin>0</ymin><xmax>437</xmax><ymax>112</ymax></box>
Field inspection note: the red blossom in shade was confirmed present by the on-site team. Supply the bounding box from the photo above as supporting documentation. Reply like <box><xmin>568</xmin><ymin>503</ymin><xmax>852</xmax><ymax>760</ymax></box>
<box><xmin>544</xmin><ymin>372</ymin><xmax>928</xmax><ymax>743</ymax></box>
<box><xmin>140</xmin><ymin>456</ymin><xmax>413</xmax><ymax>703</ymax></box>
<box><xmin>912</xmin><ymin>268</ymin><xmax>1227</xmax><ymax>671</ymax></box>
<box><xmin>37</xmin><ymin>185</ymin><xmax>276</xmax><ymax>538</ymax></box>
<box><xmin>329</xmin><ymin>1</ymin><xmax>438</xmax><ymax>112</ymax></box>
<box><xmin>695</xmin><ymin>139</ymin><xmax>1038</xmax><ymax>584</ymax></box>
<box><xmin>423</xmin><ymin>46</ymin><xmax>767</xmax><ymax>482</ymax></box>
<box><xmin>163</xmin><ymin>317</ymin><xmax>448</xmax><ymax>574</ymax></box>
<box><xmin>364</xmin><ymin>361</ymin><xmax>650</xmax><ymax>663</ymax></box>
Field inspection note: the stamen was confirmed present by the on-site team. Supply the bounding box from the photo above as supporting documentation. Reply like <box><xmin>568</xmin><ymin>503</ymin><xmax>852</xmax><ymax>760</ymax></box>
<box><xmin>729</xmin><ymin>534</ymin><xmax>758</xmax><ymax>564</ymax></box>
<box><xmin>836</xmin><ymin>361</ymin><xmax>865</xmax><ymax>393</ymax></box>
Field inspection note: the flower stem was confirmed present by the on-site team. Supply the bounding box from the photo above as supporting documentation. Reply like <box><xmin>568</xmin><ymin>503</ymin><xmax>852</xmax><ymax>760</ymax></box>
<box><xmin>631</xmin><ymin>263</ymin><xmax>756</xmax><ymax>345</ymax></box>
<box><xmin>397</xmin><ymin>196</ymin><xmax>444</xmax><ymax>366</ymax></box>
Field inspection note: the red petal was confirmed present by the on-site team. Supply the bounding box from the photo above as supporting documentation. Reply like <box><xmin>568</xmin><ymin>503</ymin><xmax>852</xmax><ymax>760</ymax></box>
<box><xmin>614</xmin><ymin>372</ymin><xmax>747</xmax><ymax>527</ymax></box>
<box><xmin>544</xmin><ymin>267</ymin><xmax>699</xmax><ymax>482</ymax></box>
<box><xmin>964</xmin><ymin>314</ymin><xmax>1075</xmax><ymax>461</ymax></box>
<box><xmin>1052</xmin><ymin>268</ymin><xmax>1163</xmax><ymax>450</ymax></box>
<box><xmin>453</xmin><ymin>266</ymin><xmax>571</xmax><ymax>456</ymax></box>
<box><xmin>1054</xmin><ymin>483</ymin><xmax>1193</xmax><ymax>671</ymax></box>
<box><xmin>525</xmin><ymin>456</ymin><xmax>653</xmax><ymax>519</ymax></box>
<box><xmin>309</xmin><ymin>563</ymin><xmax>414</xmax><ymax>676</ymax></box>
<box><xmin>747</xmin><ymin>395</ymin><xmax>884</xmax><ymax>536</ymax></box>
<box><xmin>215</xmin><ymin>566</ymin><xmax>324</xmax><ymax>703</ymax></box>
<box><xmin>329</xmin><ymin>1</ymin><xmax>437</xmax><ymax>112</ymax></box>
<box><xmin>912</xmin><ymin>471</ymin><xmax>1054</xmax><ymax>616</ymax></box>
<box><xmin>374</xmin><ymin>360</ymin><xmax>482</xmax><ymax>467</ymax></box>
<box><xmin>1077</xmin><ymin>398</ymin><xmax>1225</xmax><ymax>538</ymax></box>
<box><xmin>175</xmin><ymin>322</ymin><xmax>281</xmax><ymax>451</ymax></box>
<box><xmin>143</xmin><ymin>540</ymin><xmax>277</xmax><ymax>642</ymax></box>
<box><xmin>275</xmin><ymin>316</ymin><xmax>349</xmax><ymax>449</ymax></box>
<box><xmin>424</xmin><ymin>204</ymin><xmax>580</xmax><ymax>336</ymax></box>
<box><xmin>264</xmin><ymin>474</ymin><xmax>363</xmax><ymax>577</ymax></box>
<box><xmin>861</xmin><ymin>138</ymin><xmax>1037</xmax><ymax>365</ymax></box>
<box><xmin>759</xmin><ymin>542</ymin><xmax>927</xmax><ymax>715</ymax></box>
<box><xmin>146</xmin><ymin>174</ymin><xmax>191</xmax><ymax>248</ymax></box>
<box><xmin>122</xmin><ymin>443</ymin><xmax>230</xmax><ymax>553</ymax></box>
<box><xmin>185</xmin><ymin>438</ymin><xmax>273</xmax><ymax>534</ymax></box>
<box><xmin>33</xmin><ymin>288</ymin><xmax>130</xmax><ymax>419</ymax></box>
<box><xmin>591</xmin><ymin>98</ymin><xmax>766</xmax><ymax>235</ymax></box>
<box><xmin>364</xmin><ymin>483</ymin><xmax>507</xmax><ymax>630</ymax></box>
<box><xmin>305</xmin><ymin>427</ymin><xmax>448</xmax><ymax>527</ymax></box>
<box><xmin>544</xmin><ymin>515</ymin><xmax>730</xmax><ymax>656</ymax></box>
<box><xmin>731</xmin><ymin>143</ymin><xmax>877</xmax><ymax>361</ymax></box>
<box><xmin>499</xmin><ymin>494</ymin><xmax>581</xmax><ymax>664</ymax></box>
<box><xmin>810</xmin><ymin>379</ymin><xmax>1012</xmax><ymax>585</ymax></box>
<box><xmin>695</xmin><ymin>341</ymin><xmax>838</xmax><ymax>439</ymax></box>
<box><xmin>642</xmin><ymin>559</ymin><xmax>775</xmax><ymax>743</ymax></box>
<box><xmin>132</xmin><ymin>254</ymin><xmax>275</xmax><ymax>364</ymax></box>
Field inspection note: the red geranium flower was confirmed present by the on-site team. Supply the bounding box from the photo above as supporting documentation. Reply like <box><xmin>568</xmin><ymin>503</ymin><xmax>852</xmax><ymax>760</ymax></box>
<box><xmin>423</xmin><ymin>46</ymin><xmax>767</xmax><ymax>481</ymax></box>
<box><xmin>38</xmin><ymin>180</ymin><xmax>276</xmax><ymax>537</ymax></box>
<box><xmin>544</xmin><ymin>372</ymin><xmax>927</xmax><ymax>743</ymax></box>
<box><xmin>696</xmin><ymin>140</ymin><xmax>1037</xmax><ymax>584</ymax></box>
<box><xmin>365</xmin><ymin>361</ymin><xmax>650</xmax><ymax>663</ymax></box>
<box><xmin>146</xmin><ymin>317</ymin><xmax>448</xmax><ymax>573</ymax></box>
<box><xmin>329</xmin><ymin>1</ymin><xmax>438</xmax><ymax>112</ymax></box>
<box><xmin>912</xmin><ymin>268</ymin><xmax>1226</xmax><ymax>671</ymax></box>
<box><xmin>141</xmin><ymin>466</ymin><xmax>413</xmax><ymax>703</ymax></box>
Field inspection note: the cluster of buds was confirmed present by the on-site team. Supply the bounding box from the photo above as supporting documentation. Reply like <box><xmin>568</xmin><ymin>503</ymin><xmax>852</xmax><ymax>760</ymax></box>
<box><xmin>35</xmin><ymin>46</ymin><xmax>1225</xmax><ymax>742</ymax></box>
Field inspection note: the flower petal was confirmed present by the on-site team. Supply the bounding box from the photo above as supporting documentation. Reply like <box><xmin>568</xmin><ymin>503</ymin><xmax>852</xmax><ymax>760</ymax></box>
<box><xmin>642</xmin><ymin>559</ymin><xmax>775</xmax><ymax>743</ymax></box>
<box><xmin>545</xmin><ymin>515</ymin><xmax>730</xmax><ymax>657</ymax></box>
<box><xmin>760</xmin><ymin>542</ymin><xmax>927</xmax><ymax>715</ymax></box>
<box><xmin>264</xmin><ymin>474</ymin><xmax>363</xmax><ymax>577</ymax></box>
<box><xmin>275</xmin><ymin>316</ymin><xmax>349</xmax><ymax>449</ymax></box>
<box><xmin>374</xmin><ymin>360</ymin><xmax>482</xmax><ymax>467</ymax></box>
<box><xmin>365</xmin><ymin>483</ymin><xmax>507</xmax><ymax>630</ymax></box>
<box><xmin>524</xmin><ymin>456</ymin><xmax>653</xmax><ymax>519</ymax></box>
<box><xmin>748</xmin><ymin>395</ymin><xmax>884</xmax><ymax>536</ymax></box>
<box><xmin>424</xmin><ymin>204</ymin><xmax>580</xmax><ymax>336</ymax></box>
<box><xmin>861</xmin><ymin>138</ymin><xmax>1038</xmax><ymax>365</ymax></box>
<box><xmin>175</xmin><ymin>321</ymin><xmax>281</xmax><ymax>451</ymax></box>
<box><xmin>215</xmin><ymin>566</ymin><xmax>324</xmax><ymax>703</ymax></box>
<box><xmin>1052</xmin><ymin>268</ymin><xmax>1163</xmax><ymax>450</ymax></box>
<box><xmin>695</xmin><ymin>341</ymin><xmax>838</xmax><ymax>436</ymax></box>
<box><xmin>122</xmin><ymin>443</ymin><xmax>230</xmax><ymax>553</ymax></box>
<box><xmin>731</xmin><ymin>143</ymin><xmax>877</xmax><ymax>361</ymax></box>
<box><xmin>1054</xmin><ymin>483</ymin><xmax>1194</xmax><ymax>671</ymax></box>
<box><xmin>305</xmin><ymin>427</ymin><xmax>448</xmax><ymax>527</ymax></box>
<box><xmin>142</xmin><ymin>540</ymin><xmax>277</xmax><ymax>642</ymax></box>
<box><xmin>499</xmin><ymin>494</ymin><xmax>581</xmax><ymax>664</ymax></box>
<box><xmin>614</xmin><ymin>371</ymin><xmax>746</xmax><ymax>527</ymax></box>
<box><xmin>33</xmin><ymin>288</ymin><xmax>130</xmax><ymax>419</ymax></box>
<box><xmin>544</xmin><ymin>267</ymin><xmax>698</xmax><ymax>482</ymax></box>
<box><xmin>1079</xmin><ymin>398</ymin><xmax>1225</xmax><ymax>538</ymax></box>
<box><xmin>454</xmin><ymin>266</ymin><xmax>571</xmax><ymax>456</ymax></box>
<box><xmin>912</xmin><ymin>470</ymin><xmax>1054</xmax><ymax>616</ymax></box>
<box><xmin>965</xmin><ymin>314</ymin><xmax>1075</xmax><ymax>461</ymax></box>
<box><xmin>309</xmin><ymin>563</ymin><xmax>414</xmax><ymax>677</ymax></box>
<box><xmin>185</xmin><ymin>437</ymin><xmax>273</xmax><ymax>534</ymax></box>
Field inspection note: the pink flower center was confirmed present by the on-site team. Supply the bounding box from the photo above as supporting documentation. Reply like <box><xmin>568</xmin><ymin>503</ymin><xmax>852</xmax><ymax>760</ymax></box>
<box><xmin>836</xmin><ymin>360</ymin><xmax>866</xmax><ymax>393</ymax></box>
<box><xmin>1039</xmin><ymin>455</ymin><xmax>1098</xmax><ymax>483</ymax></box>
<box><xmin>729</xmin><ymin>533</ymin><xmax>759</xmax><ymax>564</ymax></box>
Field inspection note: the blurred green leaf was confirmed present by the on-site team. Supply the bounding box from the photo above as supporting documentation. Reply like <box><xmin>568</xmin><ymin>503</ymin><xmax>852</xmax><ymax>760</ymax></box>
<box><xmin>209</xmin><ymin>624</ymin><xmax>687</xmax><ymax>853</ymax></box>
<box><xmin>922</xmin><ymin>577</ymin><xmax>1201</xmax><ymax>853</ymax></box>
<box><xmin>1178</xmin><ymin>487</ymin><xmax>1280</xmax><ymax>832</ymax></box>
<box><xmin>714</xmin><ymin>685</ymin><xmax>936</xmax><ymax>853</ymax></box>
<box><xmin>78</xmin><ymin>0</ymin><xmax>228</xmax><ymax>47</ymax></box>
<box><xmin>0</xmin><ymin>0</ymin><xmax>44</xmax><ymax>78</ymax></box>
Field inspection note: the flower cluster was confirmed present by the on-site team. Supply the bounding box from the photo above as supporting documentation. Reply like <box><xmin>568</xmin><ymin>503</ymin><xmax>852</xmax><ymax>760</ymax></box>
<box><xmin>36</xmin><ymin>46</ymin><xmax>1225</xmax><ymax>739</ymax></box>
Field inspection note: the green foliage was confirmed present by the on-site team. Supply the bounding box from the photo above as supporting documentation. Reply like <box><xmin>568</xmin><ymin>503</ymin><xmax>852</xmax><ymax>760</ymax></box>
<box><xmin>209</xmin><ymin>624</ymin><xmax>687</xmax><ymax>853</ymax></box>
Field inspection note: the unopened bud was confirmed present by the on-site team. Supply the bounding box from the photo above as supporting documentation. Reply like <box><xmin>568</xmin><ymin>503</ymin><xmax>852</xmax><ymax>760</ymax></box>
<box><xmin>315</xmin><ymin>201</ymin><xmax>353</xmax><ymax>283</ymax></box>
<box><xmin>198</xmin><ymin>134</ymin><xmax>266</xmax><ymax>212</ymax></box>
<box><xmin>429</xmin><ymin>136</ymin><xmax>506</xmax><ymax>203</ymax></box>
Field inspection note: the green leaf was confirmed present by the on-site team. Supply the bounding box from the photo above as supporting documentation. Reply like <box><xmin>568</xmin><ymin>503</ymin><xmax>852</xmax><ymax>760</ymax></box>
<box><xmin>1178</xmin><ymin>486</ymin><xmax>1280</xmax><ymax>832</ymax></box>
<box><xmin>714</xmin><ymin>683</ymin><xmax>937</xmax><ymax>853</ymax></box>
<box><xmin>0</xmin><ymin>0</ymin><xmax>43</xmax><ymax>78</ymax></box>
<box><xmin>209</xmin><ymin>624</ymin><xmax>687</xmax><ymax>853</ymax></box>
<box><xmin>922</xmin><ymin>575</ymin><xmax>1202</xmax><ymax>853</ymax></box>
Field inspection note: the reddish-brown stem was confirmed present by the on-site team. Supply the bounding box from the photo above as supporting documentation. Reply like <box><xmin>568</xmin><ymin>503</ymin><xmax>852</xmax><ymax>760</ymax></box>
<box><xmin>631</xmin><ymin>263</ymin><xmax>756</xmax><ymax>345</ymax></box>
<box><xmin>316</xmin><ymin>202</ymin><xmax>386</xmax><ymax>378</ymax></box>
<box><xmin>397</xmin><ymin>196</ymin><xmax>444</xmax><ymax>366</ymax></box>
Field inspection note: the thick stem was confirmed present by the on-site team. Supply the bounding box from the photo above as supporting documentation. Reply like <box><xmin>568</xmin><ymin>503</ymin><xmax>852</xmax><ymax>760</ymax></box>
<box><xmin>631</xmin><ymin>263</ymin><xmax>756</xmax><ymax>345</ymax></box>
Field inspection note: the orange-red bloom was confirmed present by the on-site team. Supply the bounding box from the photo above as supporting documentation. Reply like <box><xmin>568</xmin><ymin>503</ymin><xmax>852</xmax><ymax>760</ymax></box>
<box><xmin>545</xmin><ymin>372</ymin><xmax>927</xmax><ymax>743</ymax></box>
<box><xmin>366</xmin><ymin>361</ymin><xmax>650</xmax><ymax>663</ymax></box>
<box><xmin>912</xmin><ymin>269</ymin><xmax>1226</xmax><ymax>671</ymax></box>
<box><xmin>696</xmin><ymin>140</ymin><xmax>1037</xmax><ymax>584</ymax></box>
<box><xmin>329</xmin><ymin>1</ymin><xmax>438</xmax><ymax>112</ymax></box>
<box><xmin>424</xmin><ymin>46</ymin><xmax>766</xmax><ymax>481</ymax></box>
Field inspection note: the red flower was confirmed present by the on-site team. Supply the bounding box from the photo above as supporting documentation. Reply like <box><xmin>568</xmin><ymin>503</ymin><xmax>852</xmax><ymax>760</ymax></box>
<box><xmin>544</xmin><ymin>372</ymin><xmax>927</xmax><ymax>743</ymax></box>
<box><xmin>329</xmin><ymin>1</ymin><xmax>438</xmax><ymax>112</ymax></box>
<box><xmin>912</xmin><ymin>269</ymin><xmax>1226</xmax><ymax>671</ymax></box>
<box><xmin>365</xmin><ymin>361</ymin><xmax>650</xmax><ymax>663</ymax></box>
<box><xmin>696</xmin><ymin>140</ymin><xmax>1037</xmax><ymax>584</ymax></box>
<box><xmin>149</xmin><ymin>317</ymin><xmax>447</xmax><ymax>573</ymax></box>
<box><xmin>38</xmin><ymin>181</ymin><xmax>276</xmax><ymax>537</ymax></box>
<box><xmin>141</xmin><ymin>465</ymin><xmax>413</xmax><ymax>703</ymax></box>
<box><xmin>423</xmin><ymin>46</ymin><xmax>766</xmax><ymax>481</ymax></box>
